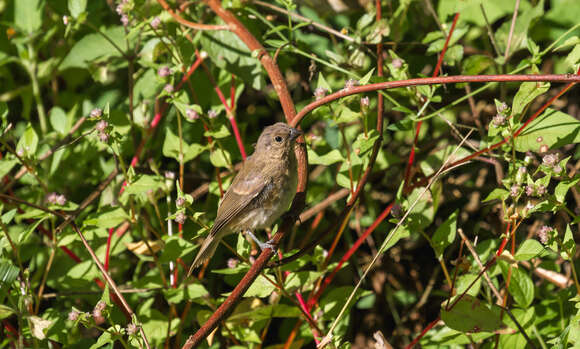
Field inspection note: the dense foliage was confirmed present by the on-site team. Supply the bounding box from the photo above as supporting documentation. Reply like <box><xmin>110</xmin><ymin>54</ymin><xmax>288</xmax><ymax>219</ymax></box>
<box><xmin>1</xmin><ymin>0</ymin><xmax>580</xmax><ymax>348</ymax></box>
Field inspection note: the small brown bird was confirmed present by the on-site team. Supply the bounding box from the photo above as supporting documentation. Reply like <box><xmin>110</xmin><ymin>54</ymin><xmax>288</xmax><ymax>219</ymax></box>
<box><xmin>189</xmin><ymin>123</ymin><xmax>302</xmax><ymax>274</ymax></box>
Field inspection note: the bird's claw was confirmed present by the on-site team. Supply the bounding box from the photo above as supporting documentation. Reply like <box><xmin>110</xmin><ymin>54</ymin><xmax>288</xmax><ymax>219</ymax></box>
<box><xmin>246</xmin><ymin>231</ymin><xmax>277</xmax><ymax>251</ymax></box>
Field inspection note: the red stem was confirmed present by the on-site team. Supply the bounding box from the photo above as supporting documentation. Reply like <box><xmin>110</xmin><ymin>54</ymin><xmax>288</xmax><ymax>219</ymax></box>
<box><xmin>403</xmin><ymin>12</ymin><xmax>460</xmax><ymax>190</ymax></box>
<box><xmin>197</xmin><ymin>52</ymin><xmax>247</xmax><ymax>159</ymax></box>
<box><xmin>406</xmin><ymin>316</ymin><xmax>440</xmax><ymax>349</ymax></box>
<box><xmin>433</xmin><ymin>13</ymin><xmax>460</xmax><ymax>78</ymax></box>
<box><xmin>417</xmin><ymin>66</ymin><xmax>580</xmax><ymax>188</ymax></box>
<box><xmin>291</xmin><ymin>74</ymin><xmax>580</xmax><ymax>127</ymax></box>
<box><xmin>103</xmin><ymin>58</ymin><xmax>204</xmax><ymax>271</ymax></box>
<box><xmin>307</xmin><ymin>203</ymin><xmax>393</xmax><ymax>310</ymax></box>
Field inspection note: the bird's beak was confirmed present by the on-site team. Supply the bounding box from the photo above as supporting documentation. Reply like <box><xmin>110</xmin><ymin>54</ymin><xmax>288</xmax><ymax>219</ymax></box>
<box><xmin>289</xmin><ymin>127</ymin><xmax>303</xmax><ymax>140</ymax></box>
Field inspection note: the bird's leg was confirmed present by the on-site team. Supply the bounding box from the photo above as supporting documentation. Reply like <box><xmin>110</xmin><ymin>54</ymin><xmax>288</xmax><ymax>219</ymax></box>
<box><xmin>245</xmin><ymin>230</ymin><xmax>275</xmax><ymax>251</ymax></box>
<box><xmin>282</xmin><ymin>210</ymin><xmax>301</xmax><ymax>225</ymax></box>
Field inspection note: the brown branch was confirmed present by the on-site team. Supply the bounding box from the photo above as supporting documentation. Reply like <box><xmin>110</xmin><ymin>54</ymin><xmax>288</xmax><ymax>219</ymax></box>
<box><xmin>71</xmin><ymin>222</ymin><xmax>151</xmax><ymax>349</ymax></box>
<box><xmin>298</xmin><ymin>188</ymin><xmax>349</xmax><ymax>223</ymax></box>
<box><xmin>290</xmin><ymin>74</ymin><xmax>580</xmax><ymax>127</ymax></box>
<box><xmin>157</xmin><ymin>0</ymin><xmax>228</xmax><ymax>31</ymax></box>
<box><xmin>457</xmin><ymin>229</ymin><xmax>503</xmax><ymax>302</ymax></box>
<box><xmin>504</xmin><ymin>0</ymin><xmax>521</xmax><ymax>61</ymax></box>
<box><xmin>183</xmin><ymin>0</ymin><xmax>306</xmax><ymax>346</ymax></box>
<box><xmin>202</xmin><ymin>0</ymin><xmax>297</xmax><ymax>121</ymax></box>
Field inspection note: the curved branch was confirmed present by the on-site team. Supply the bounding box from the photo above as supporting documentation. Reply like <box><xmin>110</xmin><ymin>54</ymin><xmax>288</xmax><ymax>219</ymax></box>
<box><xmin>157</xmin><ymin>0</ymin><xmax>228</xmax><ymax>31</ymax></box>
<box><xmin>274</xmin><ymin>72</ymin><xmax>580</xmax><ymax>267</ymax></box>
<box><xmin>290</xmin><ymin>74</ymin><xmax>580</xmax><ymax>127</ymax></box>
<box><xmin>202</xmin><ymin>0</ymin><xmax>297</xmax><ymax>121</ymax></box>
<box><xmin>184</xmin><ymin>0</ymin><xmax>307</xmax><ymax>346</ymax></box>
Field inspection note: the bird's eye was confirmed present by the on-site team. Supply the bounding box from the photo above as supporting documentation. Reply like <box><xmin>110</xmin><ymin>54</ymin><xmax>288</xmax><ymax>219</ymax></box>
<box><xmin>274</xmin><ymin>136</ymin><xmax>283</xmax><ymax>143</ymax></box>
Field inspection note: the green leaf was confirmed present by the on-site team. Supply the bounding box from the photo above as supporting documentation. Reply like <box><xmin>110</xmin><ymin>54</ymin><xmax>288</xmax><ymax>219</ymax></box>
<box><xmin>307</xmin><ymin>149</ymin><xmax>344</xmax><ymax>166</ymax></box>
<box><xmin>158</xmin><ymin>236</ymin><xmax>196</xmax><ymax>263</ymax></box>
<box><xmin>317</xmin><ymin>73</ymin><xmax>332</xmax><ymax>92</ymax></box>
<box><xmin>359</xmin><ymin>68</ymin><xmax>375</xmax><ymax>85</ymax></box>
<box><xmin>83</xmin><ymin>207</ymin><xmax>129</xmax><ymax>229</ymax></box>
<box><xmin>0</xmin><ymin>261</ymin><xmax>19</xmax><ymax>286</ymax></box>
<box><xmin>561</xmin><ymin>224</ymin><xmax>576</xmax><ymax>261</ymax></box>
<box><xmin>123</xmin><ymin>174</ymin><xmax>164</xmax><ymax>196</ymax></box>
<box><xmin>495</xmin><ymin>0</ymin><xmax>543</xmax><ymax>54</ymax></box>
<box><xmin>514</xmin><ymin>109</ymin><xmax>580</xmax><ymax>152</ymax></box>
<box><xmin>163</xmin><ymin>282</ymin><xmax>209</xmax><ymax>304</ymax></box>
<box><xmin>204</xmin><ymin>124</ymin><xmax>231</xmax><ymax>139</ymax></box>
<box><xmin>243</xmin><ymin>274</ymin><xmax>276</xmax><ymax>297</ymax></box>
<box><xmin>16</xmin><ymin>124</ymin><xmax>39</xmax><ymax>158</ymax></box>
<box><xmin>500</xmin><ymin>262</ymin><xmax>534</xmax><ymax>307</ymax></box>
<box><xmin>431</xmin><ymin>210</ymin><xmax>457</xmax><ymax>259</ymax></box>
<box><xmin>335</xmin><ymin>106</ymin><xmax>360</xmax><ymax>124</ymax></box>
<box><xmin>67</xmin><ymin>260</ymin><xmax>98</xmax><ymax>280</ymax></box>
<box><xmin>554</xmin><ymin>177</ymin><xmax>580</xmax><ymax>203</ymax></box>
<box><xmin>441</xmin><ymin>295</ymin><xmax>502</xmax><ymax>333</ymax></box>
<box><xmin>284</xmin><ymin>271</ymin><xmax>324</xmax><ymax>292</ymax></box>
<box><xmin>514</xmin><ymin>239</ymin><xmax>547</xmax><ymax>261</ymax></box>
<box><xmin>162</xmin><ymin>127</ymin><xmax>206</xmax><ymax>163</ymax></box>
<box><xmin>60</xmin><ymin>26</ymin><xmax>127</xmax><ymax>70</ymax></box>
<box><xmin>320</xmin><ymin>286</ymin><xmax>369</xmax><ymax>318</ymax></box>
<box><xmin>49</xmin><ymin>107</ymin><xmax>67</xmax><ymax>135</ymax></box>
<box><xmin>1</xmin><ymin>208</ymin><xmax>17</xmax><ymax>225</ymax></box>
<box><xmin>554</xmin><ymin>36</ymin><xmax>580</xmax><ymax>51</ymax></box>
<box><xmin>462</xmin><ymin>55</ymin><xmax>494</xmax><ymax>75</ymax></box>
<box><xmin>455</xmin><ymin>273</ymin><xmax>482</xmax><ymax>297</ymax></box>
<box><xmin>0</xmin><ymin>304</ymin><xmax>15</xmax><ymax>320</ymax></box>
<box><xmin>200</xmin><ymin>28</ymin><xmax>264</xmax><ymax>90</ymax></box>
<box><xmin>483</xmin><ymin>188</ymin><xmax>510</xmax><ymax>202</ymax></box>
<box><xmin>352</xmin><ymin>130</ymin><xmax>379</xmax><ymax>157</ymax></box>
<box><xmin>565</xmin><ymin>45</ymin><xmax>580</xmax><ymax>68</ymax></box>
<box><xmin>512</xmin><ymin>81</ymin><xmax>550</xmax><ymax>118</ymax></box>
<box><xmin>15</xmin><ymin>0</ymin><xmax>45</xmax><ymax>33</ymax></box>
<box><xmin>379</xmin><ymin>226</ymin><xmax>410</xmax><ymax>253</ymax></box>
<box><xmin>68</xmin><ymin>0</ymin><xmax>87</xmax><ymax>19</ymax></box>
<box><xmin>0</xmin><ymin>158</ymin><xmax>18</xmax><ymax>179</ymax></box>
<box><xmin>209</xmin><ymin>148</ymin><xmax>231</xmax><ymax>168</ymax></box>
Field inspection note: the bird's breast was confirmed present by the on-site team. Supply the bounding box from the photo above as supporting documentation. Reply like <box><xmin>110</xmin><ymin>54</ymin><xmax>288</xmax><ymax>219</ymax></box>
<box><xmin>233</xmin><ymin>160</ymin><xmax>297</xmax><ymax>231</ymax></box>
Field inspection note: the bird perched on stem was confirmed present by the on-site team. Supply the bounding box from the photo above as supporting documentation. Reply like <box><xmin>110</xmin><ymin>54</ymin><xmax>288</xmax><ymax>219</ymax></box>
<box><xmin>188</xmin><ymin>123</ymin><xmax>302</xmax><ymax>275</ymax></box>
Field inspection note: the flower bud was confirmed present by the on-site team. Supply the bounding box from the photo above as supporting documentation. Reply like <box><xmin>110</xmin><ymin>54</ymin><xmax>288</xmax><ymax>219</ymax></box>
<box><xmin>151</xmin><ymin>16</ymin><xmax>161</xmax><ymax>29</ymax></box>
<box><xmin>158</xmin><ymin>66</ymin><xmax>171</xmax><ymax>77</ymax></box>
<box><xmin>186</xmin><ymin>108</ymin><xmax>199</xmax><ymax>121</ymax></box>
<box><xmin>174</xmin><ymin>211</ymin><xmax>186</xmax><ymax>224</ymax></box>
<box><xmin>90</xmin><ymin>108</ymin><xmax>102</xmax><ymax>118</ymax></box>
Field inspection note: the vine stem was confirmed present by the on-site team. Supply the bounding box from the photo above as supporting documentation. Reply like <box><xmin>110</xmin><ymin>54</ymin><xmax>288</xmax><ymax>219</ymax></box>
<box><xmin>403</xmin><ymin>12</ymin><xmax>459</xmax><ymax>191</ymax></box>
<box><xmin>291</xmin><ymin>74</ymin><xmax>580</xmax><ymax>127</ymax></box>
<box><xmin>103</xmin><ymin>57</ymin><xmax>204</xmax><ymax>271</ymax></box>
<box><xmin>71</xmin><ymin>222</ymin><xmax>151</xmax><ymax>349</ymax></box>
<box><xmin>182</xmin><ymin>0</ymin><xmax>308</xmax><ymax>345</ymax></box>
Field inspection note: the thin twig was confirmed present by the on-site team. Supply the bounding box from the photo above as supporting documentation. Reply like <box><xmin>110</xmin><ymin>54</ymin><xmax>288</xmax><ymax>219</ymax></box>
<box><xmin>298</xmin><ymin>188</ymin><xmax>349</xmax><ymax>222</ymax></box>
<box><xmin>253</xmin><ymin>0</ymin><xmax>357</xmax><ymax>43</ymax></box>
<box><xmin>457</xmin><ymin>228</ymin><xmax>503</xmax><ymax>301</ymax></box>
<box><xmin>157</xmin><ymin>0</ymin><xmax>228</xmax><ymax>31</ymax></box>
<box><xmin>71</xmin><ymin>222</ymin><xmax>151</xmax><ymax>349</ymax></box>
<box><xmin>480</xmin><ymin>4</ymin><xmax>502</xmax><ymax>57</ymax></box>
<box><xmin>504</xmin><ymin>0</ymin><xmax>521</xmax><ymax>61</ymax></box>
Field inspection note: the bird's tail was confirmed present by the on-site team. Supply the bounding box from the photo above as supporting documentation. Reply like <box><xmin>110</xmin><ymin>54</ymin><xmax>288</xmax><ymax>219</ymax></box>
<box><xmin>187</xmin><ymin>234</ymin><xmax>220</xmax><ymax>277</ymax></box>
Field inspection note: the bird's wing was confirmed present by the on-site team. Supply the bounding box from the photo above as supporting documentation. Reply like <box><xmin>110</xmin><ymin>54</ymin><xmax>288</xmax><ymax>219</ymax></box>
<box><xmin>209</xmin><ymin>158</ymin><xmax>269</xmax><ymax>236</ymax></box>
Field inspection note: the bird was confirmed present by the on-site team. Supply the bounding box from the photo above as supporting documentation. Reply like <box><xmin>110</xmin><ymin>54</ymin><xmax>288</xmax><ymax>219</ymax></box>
<box><xmin>188</xmin><ymin>122</ymin><xmax>302</xmax><ymax>275</ymax></box>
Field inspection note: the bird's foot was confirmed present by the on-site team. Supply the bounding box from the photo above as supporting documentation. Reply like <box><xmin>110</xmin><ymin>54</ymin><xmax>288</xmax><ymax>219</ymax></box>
<box><xmin>246</xmin><ymin>230</ymin><xmax>276</xmax><ymax>251</ymax></box>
